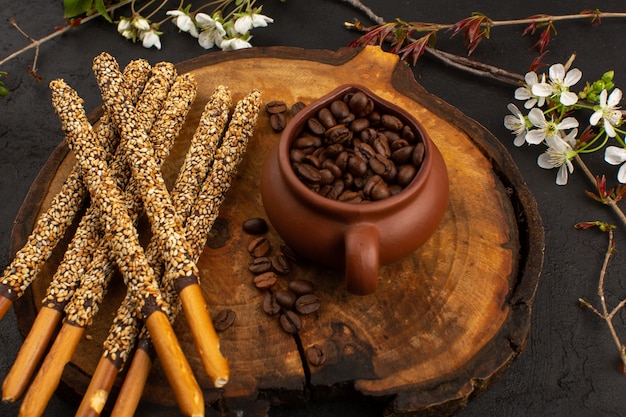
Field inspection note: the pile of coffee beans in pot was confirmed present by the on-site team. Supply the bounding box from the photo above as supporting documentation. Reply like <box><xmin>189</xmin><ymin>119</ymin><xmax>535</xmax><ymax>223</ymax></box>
<box><xmin>242</xmin><ymin>217</ymin><xmax>324</xmax><ymax>365</ymax></box>
<box><xmin>287</xmin><ymin>90</ymin><xmax>426</xmax><ymax>203</ymax></box>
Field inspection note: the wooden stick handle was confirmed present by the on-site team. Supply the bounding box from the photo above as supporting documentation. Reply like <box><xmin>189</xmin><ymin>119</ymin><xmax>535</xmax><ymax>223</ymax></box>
<box><xmin>145</xmin><ymin>310</ymin><xmax>204</xmax><ymax>417</ymax></box>
<box><xmin>2</xmin><ymin>306</ymin><xmax>63</xmax><ymax>402</ymax></box>
<box><xmin>18</xmin><ymin>323</ymin><xmax>84</xmax><ymax>417</ymax></box>
<box><xmin>178</xmin><ymin>284</ymin><xmax>229</xmax><ymax>388</ymax></box>
<box><xmin>74</xmin><ymin>355</ymin><xmax>119</xmax><ymax>417</ymax></box>
<box><xmin>109</xmin><ymin>346</ymin><xmax>154</xmax><ymax>417</ymax></box>
<box><xmin>0</xmin><ymin>294</ymin><xmax>11</xmax><ymax>321</ymax></box>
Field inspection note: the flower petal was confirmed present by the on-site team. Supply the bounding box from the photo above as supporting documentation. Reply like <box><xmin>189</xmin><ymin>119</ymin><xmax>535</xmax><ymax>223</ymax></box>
<box><xmin>549</xmin><ymin>64</ymin><xmax>565</xmax><ymax>82</ymax></box>
<box><xmin>555</xmin><ymin>165</ymin><xmax>569</xmax><ymax>185</ymax></box>
<box><xmin>618</xmin><ymin>164</ymin><xmax>626</xmax><ymax>183</ymax></box>
<box><xmin>605</xmin><ymin>146</ymin><xmax>626</xmax><ymax>165</ymax></box>
<box><xmin>537</xmin><ymin>153</ymin><xmax>552</xmax><ymax>169</ymax></box>
<box><xmin>531</xmin><ymin>83</ymin><xmax>553</xmax><ymax>97</ymax></box>
<box><xmin>526</xmin><ymin>129</ymin><xmax>546</xmax><ymax>145</ymax></box>
<box><xmin>563</xmin><ymin>68</ymin><xmax>582</xmax><ymax>87</ymax></box>
<box><xmin>589</xmin><ymin>110</ymin><xmax>602</xmax><ymax>126</ymax></box>
<box><xmin>527</xmin><ymin>108</ymin><xmax>546</xmax><ymax>127</ymax></box>
<box><xmin>559</xmin><ymin>91</ymin><xmax>579</xmax><ymax>106</ymax></box>
<box><xmin>608</xmin><ymin>88</ymin><xmax>622</xmax><ymax>106</ymax></box>
<box><xmin>557</xmin><ymin>117</ymin><xmax>579</xmax><ymax>130</ymax></box>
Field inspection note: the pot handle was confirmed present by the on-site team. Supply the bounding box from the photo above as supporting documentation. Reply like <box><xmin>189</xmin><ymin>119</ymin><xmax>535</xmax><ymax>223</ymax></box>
<box><xmin>344</xmin><ymin>223</ymin><xmax>380</xmax><ymax>295</ymax></box>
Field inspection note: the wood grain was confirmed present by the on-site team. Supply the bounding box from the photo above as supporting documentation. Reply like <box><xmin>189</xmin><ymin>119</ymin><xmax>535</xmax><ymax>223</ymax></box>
<box><xmin>11</xmin><ymin>46</ymin><xmax>544</xmax><ymax>416</ymax></box>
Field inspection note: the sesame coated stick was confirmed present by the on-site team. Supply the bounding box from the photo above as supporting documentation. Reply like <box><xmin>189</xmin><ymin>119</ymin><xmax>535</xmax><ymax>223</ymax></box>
<box><xmin>0</xmin><ymin>58</ymin><xmax>151</xmax><ymax>322</ymax></box>
<box><xmin>92</xmin><ymin>51</ymin><xmax>229</xmax><ymax>387</ymax></box>
<box><xmin>0</xmin><ymin>59</ymin><xmax>157</xmax><ymax>403</ymax></box>
<box><xmin>110</xmin><ymin>89</ymin><xmax>262</xmax><ymax>417</ymax></box>
<box><xmin>31</xmin><ymin>72</ymin><xmax>195</xmax><ymax>416</ymax></box>
<box><xmin>72</xmin><ymin>75</ymin><xmax>202</xmax><ymax>417</ymax></box>
<box><xmin>18</xmin><ymin>79</ymin><xmax>203</xmax><ymax>417</ymax></box>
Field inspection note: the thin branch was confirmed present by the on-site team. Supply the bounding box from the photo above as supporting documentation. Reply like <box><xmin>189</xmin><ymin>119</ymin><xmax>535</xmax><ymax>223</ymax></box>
<box><xmin>575</xmin><ymin>155</ymin><xmax>626</xmax><ymax>229</ymax></box>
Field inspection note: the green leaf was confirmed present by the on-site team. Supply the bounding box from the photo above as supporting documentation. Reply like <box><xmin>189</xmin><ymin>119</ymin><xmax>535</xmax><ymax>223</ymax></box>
<box><xmin>95</xmin><ymin>0</ymin><xmax>112</xmax><ymax>23</ymax></box>
<box><xmin>63</xmin><ymin>0</ymin><xmax>94</xmax><ymax>18</ymax></box>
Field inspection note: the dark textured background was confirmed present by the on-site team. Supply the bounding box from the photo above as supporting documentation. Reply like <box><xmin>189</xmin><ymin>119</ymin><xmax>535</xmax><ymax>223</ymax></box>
<box><xmin>1</xmin><ymin>1</ymin><xmax>625</xmax><ymax>416</ymax></box>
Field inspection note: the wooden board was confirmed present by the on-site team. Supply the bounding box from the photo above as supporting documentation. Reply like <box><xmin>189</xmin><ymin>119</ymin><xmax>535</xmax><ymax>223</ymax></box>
<box><xmin>11</xmin><ymin>46</ymin><xmax>544</xmax><ymax>416</ymax></box>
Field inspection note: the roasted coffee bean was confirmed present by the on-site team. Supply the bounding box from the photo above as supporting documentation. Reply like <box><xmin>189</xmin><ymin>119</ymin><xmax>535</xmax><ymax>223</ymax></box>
<box><xmin>372</xmin><ymin>135</ymin><xmax>391</xmax><ymax>157</ymax></box>
<box><xmin>318</xmin><ymin>168</ymin><xmax>335</xmax><ymax>185</ymax></box>
<box><xmin>369</xmin><ymin>154</ymin><xmax>394</xmax><ymax>177</ymax></box>
<box><xmin>242</xmin><ymin>217</ymin><xmax>268</xmax><ymax>235</ymax></box>
<box><xmin>271</xmin><ymin>254</ymin><xmax>292</xmax><ymax>274</ymax></box>
<box><xmin>295</xmin><ymin>294</ymin><xmax>321</xmax><ymax>315</ymax></box>
<box><xmin>306</xmin><ymin>344</ymin><xmax>326</xmax><ymax>366</ymax></box>
<box><xmin>354</xmin><ymin>141</ymin><xmax>377</xmax><ymax>161</ymax></box>
<box><xmin>318</xmin><ymin>107</ymin><xmax>337</xmax><ymax>129</ymax></box>
<box><xmin>265</xmin><ymin>100</ymin><xmax>287</xmax><ymax>114</ymax></box>
<box><xmin>335</xmin><ymin>151</ymin><xmax>349</xmax><ymax>172</ymax></box>
<box><xmin>402</xmin><ymin>124</ymin><xmax>416</xmax><ymax>141</ymax></box>
<box><xmin>321</xmin><ymin>159</ymin><xmax>342</xmax><ymax>179</ymax></box>
<box><xmin>360</xmin><ymin>127</ymin><xmax>377</xmax><ymax>143</ymax></box>
<box><xmin>293</xmin><ymin>135</ymin><xmax>322</xmax><ymax>150</ymax></box>
<box><xmin>248</xmin><ymin>236</ymin><xmax>271</xmax><ymax>257</ymax></box>
<box><xmin>325</xmin><ymin>124</ymin><xmax>353</xmax><ymax>145</ymax></box>
<box><xmin>291</xmin><ymin>101</ymin><xmax>306</xmax><ymax>116</ymax></box>
<box><xmin>368</xmin><ymin>110</ymin><xmax>381</xmax><ymax>127</ymax></box>
<box><xmin>294</xmin><ymin>162</ymin><xmax>322</xmax><ymax>184</ymax></box>
<box><xmin>326</xmin><ymin>179</ymin><xmax>345</xmax><ymax>200</ymax></box>
<box><xmin>338</xmin><ymin>190</ymin><xmax>362</xmax><ymax>203</ymax></box>
<box><xmin>330</xmin><ymin>99</ymin><xmax>350</xmax><ymax>119</ymax></box>
<box><xmin>389</xmin><ymin>184</ymin><xmax>403</xmax><ymax>196</ymax></box>
<box><xmin>275</xmin><ymin>289</ymin><xmax>297</xmax><ymax>309</ymax></box>
<box><xmin>383</xmin><ymin>131</ymin><xmax>401</xmax><ymax>145</ymax></box>
<box><xmin>322</xmin><ymin>143</ymin><xmax>344</xmax><ymax>159</ymax></box>
<box><xmin>390</xmin><ymin>138</ymin><xmax>410</xmax><ymax>151</ymax></box>
<box><xmin>371</xmin><ymin>182</ymin><xmax>391</xmax><ymax>201</ymax></box>
<box><xmin>279</xmin><ymin>311</ymin><xmax>302</xmax><ymax>334</ymax></box>
<box><xmin>391</xmin><ymin>145</ymin><xmax>414</xmax><ymax>165</ymax></box>
<box><xmin>270</xmin><ymin>113</ymin><xmax>286</xmax><ymax>132</ymax></box>
<box><xmin>213</xmin><ymin>309</ymin><xmax>236</xmax><ymax>332</ymax></box>
<box><xmin>347</xmin><ymin>155</ymin><xmax>368</xmax><ymax>177</ymax></box>
<box><xmin>254</xmin><ymin>271</ymin><xmax>278</xmax><ymax>290</ymax></box>
<box><xmin>413</xmin><ymin>142</ymin><xmax>425</xmax><ymax>166</ymax></box>
<box><xmin>349</xmin><ymin>118</ymin><xmax>370</xmax><ymax>133</ymax></box>
<box><xmin>397</xmin><ymin>164</ymin><xmax>418</xmax><ymax>187</ymax></box>
<box><xmin>303</xmin><ymin>154</ymin><xmax>322</xmax><ymax>169</ymax></box>
<box><xmin>307</xmin><ymin>117</ymin><xmax>326</xmax><ymax>135</ymax></box>
<box><xmin>249</xmin><ymin>256</ymin><xmax>272</xmax><ymax>274</ymax></box>
<box><xmin>381</xmin><ymin>114</ymin><xmax>404</xmax><ymax>131</ymax></box>
<box><xmin>348</xmin><ymin>91</ymin><xmax>369</xmax><ymax>113</ymax></box>
<box><xmin>338</xmin><ymin>112</ymin><xmax>356</xmax><ymax>124</ymax></box>
<box><xmin>288</xmin><ymin>279</ymin><xmax>315</xmax><ymax>295</ymax></box>
<box><xmin>290</xmin><ymin>148</ymin><xmax>306</xmax><ymax>163</ymax></box>
<box><xmin>262</xmin><ymin>292</ymin><xmax>281</xmax><ymax>315</ymax></box>
<box><xmin>363</xmin><ymin>174</ymin><xmax>384</xmax><ymax>198</ymax></box>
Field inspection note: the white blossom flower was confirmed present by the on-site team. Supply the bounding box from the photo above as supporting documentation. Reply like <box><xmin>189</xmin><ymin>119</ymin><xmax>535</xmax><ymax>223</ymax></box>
<box><xmin>167</xmin><ymin>10</ymin><xmax>198</xmax><ymax>38</ymax></box>
<box><xmin>589</xmin><ymin>88</ymin><xmax>623</xmax><ymax>138</ymax></box>
<box><xmin>196</xmin><ymin>13</ymin><xmax>226</xmax><ymax>49</ymax></box>
<box><xmin>525</xmin><ymin>107</ymin><xmax>579</xmax><ymax>145</ymax></box>
<box><xmin>532</xmin><ymin>63</ymin><xmax>582</xmax><ymax>106</ymax></box>
<box><xmin>117</xmin><ymin>17</ymin><xmax>136</xmax><ymax>40</ymax></box>
<box><xmin>220</xmin><ymin>36</ymin><xmax>252</xmax><ymax>51</ymax></box>
<box><xmin>139</xmin><ymin>28</ymin><xmax>162</xmax><ymax>50</ymax></box>
<box><xmin>233</xmin><ymin>11</ymin><xmax>274</xmax><ymax>35</ymax></box>
<box><xmin>515</xmin><ymin>71</ymin><xmax>546</xmax><ymax>109</ymax></box>
<box><xmin>537</xmin><ymin>135</ymin><xmax>576</xmax><ymax>185</ymax></box>
<box><xmin>132</xmin><ymin>16</ymin><xmax>151</xmax><ymax>32</ymax></box>
<box><xmin>504</xmin><ymin>103</ymin><xmax>528</xmax><ymax>147</ymax></box>
<box><xmin>605</xmin><ymin>146</ymin><xmax>626</xmax><ymax>183</ymax></box>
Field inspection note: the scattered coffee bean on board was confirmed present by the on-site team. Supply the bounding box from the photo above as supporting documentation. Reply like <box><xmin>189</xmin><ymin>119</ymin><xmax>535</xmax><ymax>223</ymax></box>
<box><xmin>242</xmin><ymin>217</ymin><xmax>268</xmax><ymax>235</ymax></box>
<box><xmin>213</xmin><ymin>309</ymin><xmax>236</xmax><ymax>332</ymax></box>
<box><xmin>306</xmin><ymin>344</ymin><xmax>326</xmax><ymax>366</ymax></box>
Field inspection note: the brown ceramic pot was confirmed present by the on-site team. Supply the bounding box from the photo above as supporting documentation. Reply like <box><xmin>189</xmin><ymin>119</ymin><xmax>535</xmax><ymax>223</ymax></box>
<box><xmin>261</xmin><ymin>85</ymin><xmax>449</xmax><ymax>295</ymax></box>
